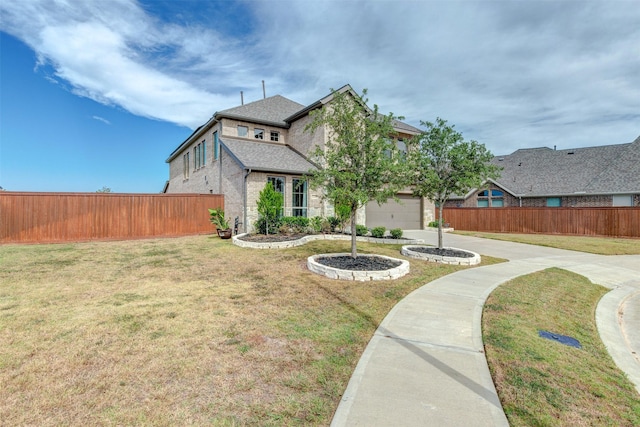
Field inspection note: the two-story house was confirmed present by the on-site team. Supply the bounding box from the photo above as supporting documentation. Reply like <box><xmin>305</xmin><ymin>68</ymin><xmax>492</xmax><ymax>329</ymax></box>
<box><xmin>164</xmin><ymin>85</ymin><xmax>432</xmax><ymax>232</ymax></box>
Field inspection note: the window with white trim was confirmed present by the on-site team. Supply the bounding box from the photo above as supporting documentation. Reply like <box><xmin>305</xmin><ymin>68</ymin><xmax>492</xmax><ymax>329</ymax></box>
<box><xmin>237</xmin><ymin>126</ymin><xmax>248</xmax><ymax>137</ymax></box>
<box><xmin>183</xmin><ymin>152</ymin><xmax>190</xmax><ymax>179</ymax></box>
<box><xmin>292</xmin><ymin>178</ymin><xmax>308</xmax><ymax>217</ymax></box>
<box><xmin>270</xmin><ymin>131</ymin><xmax>279</xmax><ymax>142</ymax></box>
<box><xmin>254</xmin><ymin>128</ymin><xmax>264</xmax><ymax>139</ymax></box>
<box><xmin>213</xmin><ymin>131</ymin><xmax>219</xmax><ymax>160</ymax></box>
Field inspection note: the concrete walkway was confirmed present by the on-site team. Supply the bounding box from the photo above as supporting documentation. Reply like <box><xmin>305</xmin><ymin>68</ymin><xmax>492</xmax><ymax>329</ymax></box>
<box><xmin>331</xmin><ymin>231</ymin><xmax>640</xmax><ymax>426</ymax></box>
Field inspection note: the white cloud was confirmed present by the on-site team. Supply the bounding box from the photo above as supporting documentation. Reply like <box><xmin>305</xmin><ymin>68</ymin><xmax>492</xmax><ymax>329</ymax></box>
<box><xmin>92</xmin><ymin>116</ymin><xmax>111</xmax><ymax>125</ymax></box>
<box><xmin>1</xmin><ymin>0</ymin><xmax>638</xmax><ymax>153</ymax></box>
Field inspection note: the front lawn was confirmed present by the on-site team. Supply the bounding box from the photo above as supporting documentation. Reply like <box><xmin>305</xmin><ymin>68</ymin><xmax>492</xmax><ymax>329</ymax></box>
<box><xmin>454</xmin><ymin>231</ymin><xmax>640</xmax><ymax>255</ymax></box>
<box><xmin>0</xmin><ymin>236</ymin><xmax>494</xmax><ymax>426</ymax></box>
<box><xmin>483</xmin><ymin>268</ymin><xmax>640</xmax><ymax>426</ymax></box>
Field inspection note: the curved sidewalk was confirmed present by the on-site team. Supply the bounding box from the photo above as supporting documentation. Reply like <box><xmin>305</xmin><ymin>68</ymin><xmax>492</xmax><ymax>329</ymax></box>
<box><xmin>331</xmin><ymin>231</ymin><xmax>640</xmax><ymax>426</ymax></box>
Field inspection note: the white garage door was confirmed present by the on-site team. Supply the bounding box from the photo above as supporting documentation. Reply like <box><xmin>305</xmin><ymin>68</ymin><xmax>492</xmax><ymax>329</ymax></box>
<box><xmin>366</xmin><ymin>195</ymin><xmax>422</xmax><ymax>230</ymax></box>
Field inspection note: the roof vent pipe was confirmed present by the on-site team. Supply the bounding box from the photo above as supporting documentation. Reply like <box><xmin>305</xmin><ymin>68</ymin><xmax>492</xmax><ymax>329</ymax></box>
<box><xmin>554</xmin><ymin>145</ymin><xmax>556</xmax><ymax>150</ymax></box>
<box><xmin>240</xmin><ymin>91</ymin><xmax>244</xmax><ymax>105</ymax></box>
<box><xmin>262</xmin><ymin>80</ymin><xmax>266</xmax><ymax>99</ymax></box>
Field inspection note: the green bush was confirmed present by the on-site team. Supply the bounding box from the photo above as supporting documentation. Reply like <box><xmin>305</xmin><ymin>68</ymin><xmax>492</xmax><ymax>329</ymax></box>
<box><xmin>310</xmin><ymin>216</ymin><xmax>323</xmax><ymax>233</ymax></box>
<box><xmin>428</xmin><ymin>220</ymin><xmax>445</xmax><ymax>228</ymax></box>
<box><xmin>327</xmin><ymin>216</ymin><xmax>341</xmax><ymax>232</ymax></box>
<box><xmin>355</xmin><ymin>224</ymin><xmax>368</xmax><ymax>236</ymax></box>
<box><xmin>370</xmin><ymin>226</ymin><xmax>386</xmax><ymax>238</ymax></box>
<box><xmin>256</xmin><ymin>183</ymin><xmax>283</xmax><ymax>235</ymax></box>
<box><xmin>390</xmin><ymin>228</ymin><xmax>403</xmax><ymax>239</ymax></box>
<box><xmin>281</xmin><ymin>216</ymin><xmax>310</xmax><ymax>232</ymax></box>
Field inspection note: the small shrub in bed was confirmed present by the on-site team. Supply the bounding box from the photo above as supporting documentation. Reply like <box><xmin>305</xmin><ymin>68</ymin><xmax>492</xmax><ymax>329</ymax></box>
<box><xmin>390</xmin><ymin>228</ymin><xmax>403</xmax><ymax>239</ymax></box>
<box><xmin>355</xmin><ymin>224</ymin><xmax>368</xmax><ymax>236</ymax></box>
<box><xmin>370</xmin><ymin>226</ymin><xmax>386</xmax><ymax>238</ymax></box>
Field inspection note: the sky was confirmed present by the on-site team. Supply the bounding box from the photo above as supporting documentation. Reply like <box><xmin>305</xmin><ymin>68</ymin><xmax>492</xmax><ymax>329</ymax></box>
<box><xmin>1</xmin><ymin>0</ymin><xmax>639</xmax><ymax>193</ymax></box>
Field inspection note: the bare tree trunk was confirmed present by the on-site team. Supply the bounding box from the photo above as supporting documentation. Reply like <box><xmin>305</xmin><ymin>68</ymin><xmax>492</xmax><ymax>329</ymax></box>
<box><xmin>438</xmin><ymin>203</ymin><xmax>444</xmax><ymax>249</ymax></box>
<box><xmin>351</xmin><ymin>211</ymin><xmax>357</xmax><ymax>258</ymax></box>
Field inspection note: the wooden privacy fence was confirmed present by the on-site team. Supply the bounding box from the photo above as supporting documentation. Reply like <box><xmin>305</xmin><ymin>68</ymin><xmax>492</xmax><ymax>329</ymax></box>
<box><xmin>443</xmin><ymin>207</ymin><xmax>640</xmax><ymax>238</ymax></box>
<box><xmin>0</xmin><ymin>192</ymin><xmax>224</xmax><ymax>244</ymax></box>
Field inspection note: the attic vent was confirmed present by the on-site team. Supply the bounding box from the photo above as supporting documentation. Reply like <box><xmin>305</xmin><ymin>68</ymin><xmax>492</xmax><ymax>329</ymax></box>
<box><xmin>567</xmin><ymin>151</ymin><xmax>575</xmax><ymax>155</ymax></box>
<box><xmin>498</xmin><ymin>157</ymin><xmax>504</xmax><ymax>161</ymax></box>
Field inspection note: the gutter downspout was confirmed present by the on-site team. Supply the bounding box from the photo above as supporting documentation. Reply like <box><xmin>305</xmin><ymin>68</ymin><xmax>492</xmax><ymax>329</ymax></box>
<box><xmin>243</xmin><ymin>168</ymin><xmax>252</xmax><ymax>233</ymax></box>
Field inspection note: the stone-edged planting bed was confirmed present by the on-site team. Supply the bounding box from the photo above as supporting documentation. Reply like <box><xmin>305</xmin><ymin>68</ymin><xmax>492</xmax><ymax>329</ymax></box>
<box><xmin>401</xmin><ymin>245</ymin><xmax>481</xmax><ymax>265</ymax></box>
<box><xmin>233</xmin><ymin>233</ymin><xmax>425</xmax><ymax>249</ymax></box>
<box><xmin>307</xmin><ymin>253</ymin><xmax>410</xmax><ymax>281</ymax></box>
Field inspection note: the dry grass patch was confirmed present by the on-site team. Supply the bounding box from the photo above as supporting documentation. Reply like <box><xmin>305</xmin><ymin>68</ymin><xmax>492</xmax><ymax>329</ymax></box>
<box><xmin>454</xmin><ymin>232</ymin><xmax>640</xmax><ymax>255</ymax></box>
<box><xmin>0</xmin><ymin>236</ymin><xmax>500</xmax><ymax>426</ymax></box>
<box><xmin>483</xmin><ymin>268</ymin><xmax>640</xmax><ymax>426</ymax></box>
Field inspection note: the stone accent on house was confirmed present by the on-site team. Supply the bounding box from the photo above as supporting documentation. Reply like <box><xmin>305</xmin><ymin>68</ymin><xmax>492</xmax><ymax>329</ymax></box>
<box><xmin>307</xmin><ymin>253</ymin><xmax>410</xmax><ymax>281</ymax></box>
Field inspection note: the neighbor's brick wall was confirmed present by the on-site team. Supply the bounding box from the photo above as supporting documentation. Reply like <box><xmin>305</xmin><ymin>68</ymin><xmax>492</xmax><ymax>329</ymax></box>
<box><xmin>445</xmin><ymin>192</ymin><xmax>640</xmax><ymax>208</ymax></box>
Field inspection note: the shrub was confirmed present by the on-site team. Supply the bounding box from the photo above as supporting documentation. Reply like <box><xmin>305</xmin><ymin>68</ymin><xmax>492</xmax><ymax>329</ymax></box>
<box><xmin>370</xmin><ymin>226</ymin><xmax>386</xmax><ymax>238</ymax></box>
<box><xmin>390</xmin><ymin>228</ymin><xmax>403</xmax><ymax>239</ymax></box>
<box><xmin>310</xmin><ymin>216</ymin><xmax>323</xmax><ymax>233</ymax></box>
<box><xmin>327</xmin><ymin>216</ymin><xmax>341</xmax><ymax>232</ymax></box>
<box><xmin>256</xmin><ymin>183</ymin><xmax>283</xmax><ymax>235</ymax></box>
<box><xmin>281</xmin><ymin>216</ymin><xmax>310</xmax><ymax>233</ymax></box>
<box><xmin>355</xmin><ymin>224</ymin><xmax>368</xmax><ymax>236</ymax></box>
<box><xmin>254</xmin><ymin>216</ymin><xmax>282</xmax><ymax>235</ymax></box>
<box><xmin>428</xmin><ymin>220</ymin><xmax>445</xmax><ymax>228</ymax></box>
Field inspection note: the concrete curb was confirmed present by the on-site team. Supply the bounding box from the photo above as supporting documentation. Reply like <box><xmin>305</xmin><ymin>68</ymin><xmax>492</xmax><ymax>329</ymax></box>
<box><xmin>401</xmin><ymin>245</ymin><xmax>481</xmax><ymax>265</ymax></box>
<box><xmin>307</xmin><ymin>253</ymin><xmax>410</xmax><ymax>281</ymax></box>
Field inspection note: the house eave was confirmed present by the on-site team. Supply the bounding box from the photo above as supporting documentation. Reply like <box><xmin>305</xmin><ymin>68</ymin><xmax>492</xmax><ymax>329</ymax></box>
<box><xmin>166</xmin><ymin>117</ymin><xmax>217</xmax><ymax>163</ymax></box>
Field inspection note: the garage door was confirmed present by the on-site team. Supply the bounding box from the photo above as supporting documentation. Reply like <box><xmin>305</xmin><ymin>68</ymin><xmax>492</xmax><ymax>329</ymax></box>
<box><xmin>365</xmin><ymin>195</ymin><xmax>422</xmax><ymax>230</ymax></box>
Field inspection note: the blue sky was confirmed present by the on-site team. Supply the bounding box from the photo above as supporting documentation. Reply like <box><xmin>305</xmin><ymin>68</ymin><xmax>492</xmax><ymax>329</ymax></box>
<box><xmin>1</xmin><ymin>0</ymin><xmax>639</xmax><ymax>193</ymax></box>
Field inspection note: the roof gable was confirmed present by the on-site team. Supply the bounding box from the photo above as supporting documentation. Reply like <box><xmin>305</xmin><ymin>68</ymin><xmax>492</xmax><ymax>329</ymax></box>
<box><xmin>217</xmin><ymin>95</ymin><xmax>305</xmax><ymax>127</ymax></box>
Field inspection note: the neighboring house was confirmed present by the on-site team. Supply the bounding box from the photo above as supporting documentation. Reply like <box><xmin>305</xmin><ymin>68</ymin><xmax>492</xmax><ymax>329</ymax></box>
<box><xmin>165</xmin><ymin>85</ymin><xmax>431</xmax><ymax>232</ymax></box>
<box><xmin>446</xmin><ymin>136</ymin><xmax>640</xmax><ymax>208</ymax></box>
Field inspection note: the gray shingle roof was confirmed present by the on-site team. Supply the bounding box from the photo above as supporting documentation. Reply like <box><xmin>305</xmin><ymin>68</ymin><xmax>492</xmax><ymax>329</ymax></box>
<box><xmin>491</xmin><ymin>136</ymin><xmax>640</xmax><ymax>197</ymax></box>
<box><xmin>221</xmin><ymin>137</ymin><xmax>317</xmax><ymax>174</ymax></box>
<box><xmin>217</xmin><ymin>95</ymin><xmax>305</xmax><ymax>127</ymax></box>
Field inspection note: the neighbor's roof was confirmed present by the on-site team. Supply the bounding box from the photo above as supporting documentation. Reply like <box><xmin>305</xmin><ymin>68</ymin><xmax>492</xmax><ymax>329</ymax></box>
<box><xmin>489</xmin><ymin>136</ymin><xmax>640</xmax><ymax>197</ymax></box>
<box><xmin>217</xmin><ymin>95</ymin><xmax>305</xmax><ymax>127</ymax></box>
<box><xmin>221</xmin><ymin>137</ymin><xmax>317</xmax><ymax>175</ymax></box>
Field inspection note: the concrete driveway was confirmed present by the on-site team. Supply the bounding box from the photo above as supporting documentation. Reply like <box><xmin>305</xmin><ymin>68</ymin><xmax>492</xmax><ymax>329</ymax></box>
<box><xmin>331</xmin><ymin>230</ymin><xmax>640</xmax><ymax>426</ymax></box>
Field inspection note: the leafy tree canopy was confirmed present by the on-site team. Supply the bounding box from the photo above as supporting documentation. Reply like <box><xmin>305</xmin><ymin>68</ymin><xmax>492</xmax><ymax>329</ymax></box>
<box><xmin>305</xmin><ymin>88</ymin><xmax>409</xmax><ymax>257</ymax></box>
<box><xmin>408</xmin><ymin>117</ymin><xmax>501</xmax><ymax>247</ymax></box>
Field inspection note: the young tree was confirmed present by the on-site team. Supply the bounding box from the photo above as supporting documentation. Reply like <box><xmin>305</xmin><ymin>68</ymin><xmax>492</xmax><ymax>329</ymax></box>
<box><xmin>256</xmin><ymin>182</ymin><xmax>283</xmax><ymax>235</ymax></box>
<box><xmin>408</xmin><ymin>118</ymin><xmax>501</xmax><ymax>249</ymax></box>
<box><xmin>305</xmin><ymin>88</ymin><xmax>409</xmax><ymax>258</ymax></box>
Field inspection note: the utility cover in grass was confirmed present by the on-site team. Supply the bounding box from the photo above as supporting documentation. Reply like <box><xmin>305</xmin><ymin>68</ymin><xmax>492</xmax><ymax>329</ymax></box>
<box><xmin>538</xmin><ymin>330</ymin><xmax>582</xmax><ymax>349</ymax></box>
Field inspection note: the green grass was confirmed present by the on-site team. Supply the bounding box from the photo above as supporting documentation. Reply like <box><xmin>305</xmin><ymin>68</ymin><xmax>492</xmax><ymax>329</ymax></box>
<box><xmin>454</xmin><ymin>231</ymin><xmax>640</xmax><ymax>255</ymax></box>
<box><xmin>483</xmin><ymin>268</ymin><xmax>640</xmax><ymax>426</ymax></box>
<box><xmin>0</xmin><ymin>235</ymin><xmax>499</xmax><ymax>426</ymax></box>
<box><xmin>455</xmin><ymin>231</ymin><xmax>640</xmax><ymax>255</ymax></box>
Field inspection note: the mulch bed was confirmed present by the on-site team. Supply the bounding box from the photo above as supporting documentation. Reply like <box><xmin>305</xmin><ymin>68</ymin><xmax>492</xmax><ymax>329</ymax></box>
<box><xmin>237</xmin><ymin>233</ymin><xmax>410</xmax><ymax>243</ymax></box>
<box><xmin>316</xmin><ymin>255</ymin><xmax>401</xmax><ymax>271</ymax></box>
<box><xmin>408</xmin><ymin>246</ymin><xmax>475</xmax><ymax>258</ymax></box>
<box><xmin>237</xmin><ymin>233</ymin><xmax>309</xmax><ymax>242</ymax></box>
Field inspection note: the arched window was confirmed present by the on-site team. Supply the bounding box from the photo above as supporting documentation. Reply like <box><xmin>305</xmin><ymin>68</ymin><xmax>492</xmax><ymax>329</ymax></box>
<box><xmin>477</xmin><ymin>189</ymin><xmax>504</xmax><ymax>207</ymax></box>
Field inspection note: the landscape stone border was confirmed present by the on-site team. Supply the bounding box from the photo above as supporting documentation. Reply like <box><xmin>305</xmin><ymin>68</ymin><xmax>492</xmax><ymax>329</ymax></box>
<box><xmin>401</xmin><ymin>245</ymin><xmax>481</xmax><ymax>265</ymax></box>
<box><xmin>307</xmin><ymin>253</ymin><xmax>410</xmax><ymax>281</ymax></box>
<box><xmin>232</xmin><ymin>233</ymin><xmax>425</xmax><ymax>249</ymax></box>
